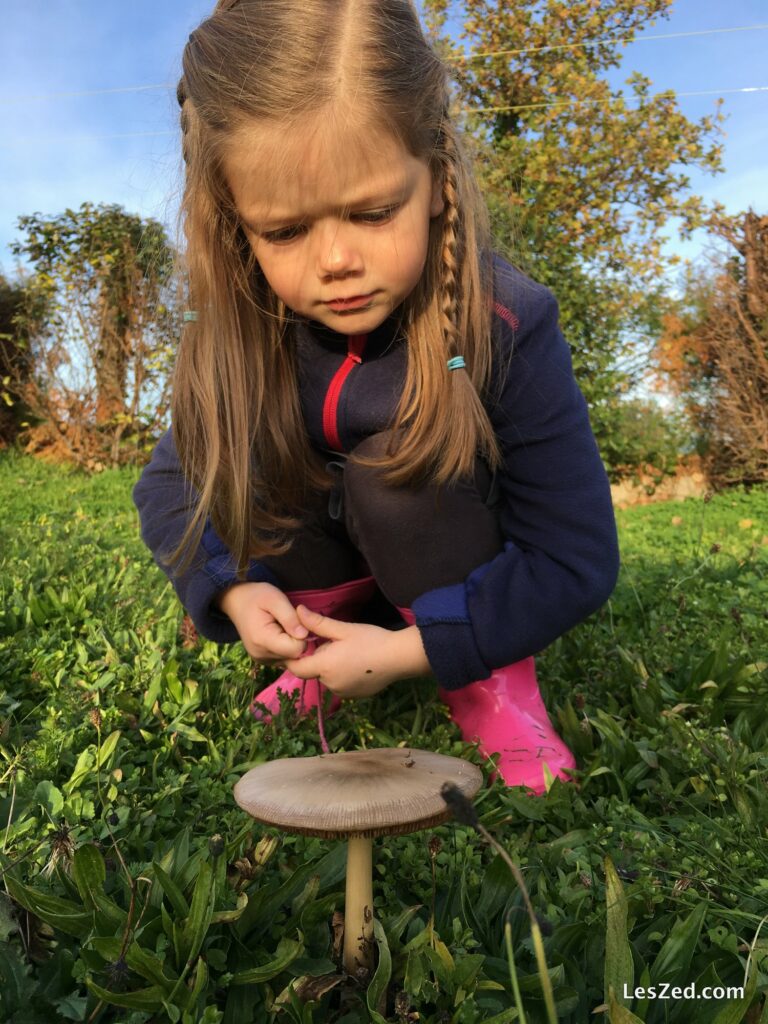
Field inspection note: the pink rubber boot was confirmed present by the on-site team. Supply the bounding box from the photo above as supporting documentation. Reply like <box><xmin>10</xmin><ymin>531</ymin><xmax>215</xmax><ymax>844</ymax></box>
<box><xmin>397</xmin><ymin>607</ymin><xmax>576</xmax><ymax>793</ymax></box>
<box><xmin>250</xmin><ymin>576</ymin><xmax>377</xmax><ymax>722</ymax></box>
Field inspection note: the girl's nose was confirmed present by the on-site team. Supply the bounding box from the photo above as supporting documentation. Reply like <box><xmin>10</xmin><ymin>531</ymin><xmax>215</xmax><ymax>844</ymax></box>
<box><xmin>316</xmin><ymin>222</ymin><xmax>363</xmax><ymax>277</ymax></box>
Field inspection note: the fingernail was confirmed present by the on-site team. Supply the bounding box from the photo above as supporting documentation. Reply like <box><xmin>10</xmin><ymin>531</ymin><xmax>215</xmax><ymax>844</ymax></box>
<box><xmin>294</xmin><ymin>626</ymin><xmax>309</xmax><ymax>638</ymax></box>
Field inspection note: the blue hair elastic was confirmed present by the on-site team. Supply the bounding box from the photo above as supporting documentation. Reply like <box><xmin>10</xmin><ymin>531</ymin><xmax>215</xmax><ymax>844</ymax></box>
<box><xmin>447</xmin><ymin>356</ymin><xmax>465</xmax><ymax>371</ymax></box>
<box><xmin>183</xmin><ymin>310</ymin><xmax>198</xmax><ymax>322</ymax></box>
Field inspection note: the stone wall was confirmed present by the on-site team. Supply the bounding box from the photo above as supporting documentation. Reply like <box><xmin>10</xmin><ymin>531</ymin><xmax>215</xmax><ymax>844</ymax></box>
<box><xmin>610</xmin><ymin>458</ymin><xmax>709</xmax><ymax>508</ymax></box>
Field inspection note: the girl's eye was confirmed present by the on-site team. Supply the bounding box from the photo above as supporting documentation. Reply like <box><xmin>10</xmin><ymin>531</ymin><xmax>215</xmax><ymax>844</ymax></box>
<box><xmin>262</xmin><ymin>206</ymin><xmax>400</xmax><ymax>245</ymax></box>
<box><xmin>357</xmin><ymin>205</ymin><xmax>399</xmax><ymax>224</ymax></box>
<box><xmin>263</xmin><ymin>225</ymin><xmax>305</xmax><ymax>244</ymax></box>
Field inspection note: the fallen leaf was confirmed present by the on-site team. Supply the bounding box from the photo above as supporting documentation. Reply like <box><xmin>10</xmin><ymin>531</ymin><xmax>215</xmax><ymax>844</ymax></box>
<box><xmin>294</xmin><ymin>974</ymin><xmax>343</xmax><ymax>1001</ymax></box>
<box><xmin>671</xmin><ymin>515</ymin><xmax>683</xmax><ymax>526</ymax></box>
<box><xmin>661</xmin><ymin>703</ymin><xmax>696</xmax><ymax>716</ymax></box>
<box><xmin>739</xmin><ymin>519</ymin><xmax>753</xmax><ymax>529</ymax></box>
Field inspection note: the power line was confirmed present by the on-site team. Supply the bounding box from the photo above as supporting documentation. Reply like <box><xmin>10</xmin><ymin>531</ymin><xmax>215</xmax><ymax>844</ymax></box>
<box><xmin>1</xmin><ymin>23</ymin><xmax>767</xmax><ymax>104</ymax></box>
<box><xmin>5</xmin><ymin>130</ymin><xmax>176</xmax><ymax>147</ymax></box>
<box><xmin>0</xmin><ymin>84</ymin><xmax>172</xmax><ymax>106</ymax></box>
<box><xmin>470</xmin><ymin>85</ymin><xmax>768</xmax><ymax>115</ymax></box>
<box><xmin>447</xmin><ymin>22</ymin><xmax>768</xmax><ymax>61</ymax></box>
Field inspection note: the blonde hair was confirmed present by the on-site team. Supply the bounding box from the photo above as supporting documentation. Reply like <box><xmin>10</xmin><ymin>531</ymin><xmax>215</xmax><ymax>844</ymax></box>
<box><xmin>170</xmin><ymin>0</ymin><xmax>502</xmax><ymax>575</ymax></box>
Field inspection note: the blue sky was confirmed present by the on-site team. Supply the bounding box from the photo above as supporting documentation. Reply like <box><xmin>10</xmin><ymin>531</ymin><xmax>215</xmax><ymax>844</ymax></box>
<box><xmin>2</xmin><ymin>0</ymin><xmax>766</xmax><ymax>285</ymax></box>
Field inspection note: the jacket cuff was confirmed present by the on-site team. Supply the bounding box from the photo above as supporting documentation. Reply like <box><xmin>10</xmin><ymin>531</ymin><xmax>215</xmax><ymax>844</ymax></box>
<box><xmin>411</xmin><ymin>583</ymin><xmax>490</xmax><ymax>690</ymax></box>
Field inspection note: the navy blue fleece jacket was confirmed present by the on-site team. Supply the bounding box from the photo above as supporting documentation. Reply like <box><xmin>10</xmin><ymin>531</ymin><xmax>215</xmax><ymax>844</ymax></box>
<box><xmin>132</xmin><ymin>254</ymin><xmax>620</xmax><ymax>689</ymax></box>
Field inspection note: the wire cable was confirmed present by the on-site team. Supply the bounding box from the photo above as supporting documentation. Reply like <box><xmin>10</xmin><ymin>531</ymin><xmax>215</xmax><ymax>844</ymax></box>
<box><xmin>470</xmin><ymin>85</ymin><xmax>768</xmax><ymax>115</ymax></box>
<box><xmin>446</xmin><ymin>22</ymin><xmax>768</xmax><ymax>61</ymax></box>
<box><xmin>0</xmin><ymin>84</ymin><xmax>172</xmax><ymax>106</ymax></box>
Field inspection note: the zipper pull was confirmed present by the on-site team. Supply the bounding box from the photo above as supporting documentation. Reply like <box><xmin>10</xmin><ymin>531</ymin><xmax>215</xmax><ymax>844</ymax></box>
<box><xmin>346</xmin><ymin>333</ymin><xmax>367</xmax><ymax>363</ymax></box>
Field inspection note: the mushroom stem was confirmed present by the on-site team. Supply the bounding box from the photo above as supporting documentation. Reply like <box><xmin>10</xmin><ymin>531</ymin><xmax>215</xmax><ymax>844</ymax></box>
<box><xmin>343</xmin><ymin>836</ymin><xmax>375</xmax><ymax>975</ymax></box>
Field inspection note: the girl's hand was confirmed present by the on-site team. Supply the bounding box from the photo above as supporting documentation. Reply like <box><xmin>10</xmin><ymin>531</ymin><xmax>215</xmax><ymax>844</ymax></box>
<box><xmin>217</xmin><ymin>582</ymin><xmax>309</xmax><ymax>664</ymax></box>
<box><xmin>283</xmin><ymin>605</ymin><xmax>431</xmax><ymax>699</ymax></box>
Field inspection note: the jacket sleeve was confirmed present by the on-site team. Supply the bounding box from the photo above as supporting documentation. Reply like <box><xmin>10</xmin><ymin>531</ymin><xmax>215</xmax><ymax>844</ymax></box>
<box><xmin>410</xmin><ymin>278</ymin><xmax>620</xmax><ymax>690</ymax></box>
<box><xmin>132</xmin><ymin>429</ymin><xmax>281</xmax><ymax>642</ymax></box>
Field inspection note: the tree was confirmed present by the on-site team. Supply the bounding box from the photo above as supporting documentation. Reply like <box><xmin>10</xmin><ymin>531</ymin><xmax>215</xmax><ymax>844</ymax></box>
<box><xmin>10</xmin><ymin>203</ymin><xmax>179</xmax><ymax>468</ymax></box>
<box><xmin>423</xmin><ymin>0</ymin><xmax>724</xmax><ymax>450</ymax></box>
<box><xmin>653</xmin><ymin>211</ymin><xmax>768</xmax><ymax>486</ymax></box>
<box><xmin>0</xmin><ymin>272</ymin><xmax>36</xmax><ymax>446</ymax></box>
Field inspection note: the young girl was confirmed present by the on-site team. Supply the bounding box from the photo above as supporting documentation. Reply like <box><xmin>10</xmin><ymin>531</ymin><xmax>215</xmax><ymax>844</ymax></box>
<box><xmin>133</xmin><ymin>0</ymin><xmax>620</xmax><ymax>794</ymax></box>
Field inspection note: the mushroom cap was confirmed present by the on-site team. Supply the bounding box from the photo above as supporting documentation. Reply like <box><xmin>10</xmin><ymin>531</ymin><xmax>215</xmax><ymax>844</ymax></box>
<box><xmin>234</xmin><ymin>748</ymin><xmax>483</xmax><ymax>838</ymax></box>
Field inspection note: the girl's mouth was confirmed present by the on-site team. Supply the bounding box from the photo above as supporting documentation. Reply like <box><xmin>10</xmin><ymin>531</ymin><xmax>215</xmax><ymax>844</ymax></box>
<box><xmin>325</xmin><ymin>292</ymin><xmax>376</xmax><ymax>311</ymax></box>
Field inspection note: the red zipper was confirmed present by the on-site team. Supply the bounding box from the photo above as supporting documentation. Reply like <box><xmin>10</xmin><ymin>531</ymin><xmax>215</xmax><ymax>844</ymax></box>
<box><xmin>321</xmin><ymin>333</ymin><xmax>367</xmax><ymax>450</ymax></box>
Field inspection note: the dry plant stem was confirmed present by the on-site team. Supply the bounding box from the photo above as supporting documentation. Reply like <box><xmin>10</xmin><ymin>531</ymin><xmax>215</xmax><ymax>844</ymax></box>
<box><xmin>316</xmin><ymin>681</ymin><xmax>330</xmax><ymax>754</ymax></box>
<box><xmin>343</xmin><ymin>836</ymin><xmax>374</xmax><ymax>975</ymax></box>
<box><xmin>477</xmin><ymin>823</ymin><xmax>535</xmax><ymax>920</ymax></box>
<box><xmin>477</xmin><ymin>822</ymin><xmax>557</xmax><ymax>1024</ymax></box>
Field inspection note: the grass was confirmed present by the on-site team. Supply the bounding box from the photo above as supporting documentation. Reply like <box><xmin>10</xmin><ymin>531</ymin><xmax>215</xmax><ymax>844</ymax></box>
<box><xmin>1</xmin><ymin>449</ymin><xmax>767</xmax><ymax>1023</ymax></box>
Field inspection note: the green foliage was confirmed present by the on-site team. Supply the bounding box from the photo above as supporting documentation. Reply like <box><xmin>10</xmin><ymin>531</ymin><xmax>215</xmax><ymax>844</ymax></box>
<box><xmin>597</xmin><ymin>398</ymin><xmax>693</xmax><ymax>484</ymax></box>
<box><xmin>0</xmin><ymin>271</ymin><xmax>35</xmax><ymax>445</ymax></box>
<box><xmin>424</xmin><ymin>0</ymin><xmax>726</xmax><ymax>467</ymax></box>
<box><xmin>1</xmin><ymin>453</ymin><xmax>768</xmax><ymax>1020</ymax></box>
<box><xmin>426</xmin><ymin>0</ymin><xmax>724</xmax><ymax>287</ymax></box>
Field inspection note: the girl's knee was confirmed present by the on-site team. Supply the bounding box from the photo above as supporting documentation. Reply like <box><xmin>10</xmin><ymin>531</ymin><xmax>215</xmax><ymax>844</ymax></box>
<box><xmin>344</xmin><ymin>431</ymin><xmax>414</xmax><ymax>520</ymax></box>
<box><xmin>345</xmin><ymin>431</ymin><xmax>397</xmax><ymax>495</ymax></box>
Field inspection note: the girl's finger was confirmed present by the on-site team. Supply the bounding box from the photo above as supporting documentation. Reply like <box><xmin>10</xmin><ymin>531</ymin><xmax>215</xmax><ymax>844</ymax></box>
<box><xmin>295</xmin><ymin>605</ymin><xmax>348</xmax><ymax>640</ymax></box>
<box><xmin>256</xmin><ymin>623</ymin><xmax>307</xmax><ymax>659</ymax></box>
<box><xmin>262</xmin><ymin>590</ymin><xmax>310</xmax><ymax>640</ymax></box>
<box><xmin>282</xmin><ymin>653</ymin><xmax>319</xmax><ymax>680</ymax></box>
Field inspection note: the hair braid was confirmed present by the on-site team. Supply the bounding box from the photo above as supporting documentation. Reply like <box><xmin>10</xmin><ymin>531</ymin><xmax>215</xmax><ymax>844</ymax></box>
<box><xmin>177</xmin><ymin>79</ymin><xmax>192</xmax><ymax>165</ymax></box>
<box><xmin>437</xmin><ymin>121</ymin><xmax>464</xmax><ymax>366</ymax></box>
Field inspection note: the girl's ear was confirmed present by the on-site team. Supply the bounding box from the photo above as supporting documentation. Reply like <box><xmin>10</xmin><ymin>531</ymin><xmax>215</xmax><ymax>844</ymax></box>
<box><xmin>430</xmin><ymin>173</ymin><xmax>445</xmax><ymax>219</ymax></box>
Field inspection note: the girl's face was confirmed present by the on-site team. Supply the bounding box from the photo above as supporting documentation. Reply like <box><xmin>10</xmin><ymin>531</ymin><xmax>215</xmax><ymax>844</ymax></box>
<box><xmin>223</xmin><ymin>120</ymin><xmax>444</xmax><ymax>334</ymax></box>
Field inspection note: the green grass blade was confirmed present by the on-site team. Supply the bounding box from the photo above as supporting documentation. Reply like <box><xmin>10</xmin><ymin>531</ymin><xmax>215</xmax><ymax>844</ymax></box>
<box><xmin>604</xmin><ymin>856</ymin><xmax>634</xmax><ymax>1009</ymax></box>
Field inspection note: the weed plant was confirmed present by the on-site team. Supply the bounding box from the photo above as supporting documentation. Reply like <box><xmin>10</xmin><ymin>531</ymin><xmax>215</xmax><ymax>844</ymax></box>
<box><xmin>1</xmin><ymin>450</ymin><xmax>767</xmax><ymax>1022</ymax></box>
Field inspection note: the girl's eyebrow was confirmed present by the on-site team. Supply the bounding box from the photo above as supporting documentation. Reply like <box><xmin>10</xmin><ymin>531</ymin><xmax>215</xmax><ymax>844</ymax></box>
<box><xmin>242</xmin><ymin>178</ymin><xmax>411</xmax><ymax>231</ymax></box>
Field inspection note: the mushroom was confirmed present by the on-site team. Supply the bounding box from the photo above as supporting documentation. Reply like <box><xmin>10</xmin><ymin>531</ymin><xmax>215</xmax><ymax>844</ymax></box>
<box><xmin>234</xmin><ymin>747</ymin><xmax>483</xmax><ymax>976</ymax></box>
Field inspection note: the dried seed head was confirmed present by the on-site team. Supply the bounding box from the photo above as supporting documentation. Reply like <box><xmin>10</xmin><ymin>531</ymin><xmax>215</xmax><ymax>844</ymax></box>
<box><xmin>42</xmin><ymin>824</ymin><xmax>76</xmax><ymax>878</ymax></box>
<box><xmin>209</xmin><ymin>834</ymin><xmax>225</xmax><ymax>858</ymax></box>
<box><xmin>395</xmin><ymin>990</ymin><xmax>412</xmax><ymax>1020</ymax></box>
<box><xmin>105</xmin><ymin>956</ymin><xmax>130</xmax><ymax>991</ymax></box>
<box><xmin>89</xmin><ymin>708</ymin><xmax>102</xmax><ymax>729</ymax></box>
<box><xmin>180</xmin><ymin>615</ymin><xmax>199</xmax><ymax>648</ymax></box>
<box><xmin>428</xmin><ymin>835</ymin><xmax>442</xmax><ymax>859</ymax></box>
<box><xmin>440</xmin><ymin>782</ymin><xmax>479</xmax><ymax>829</ymax></box>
